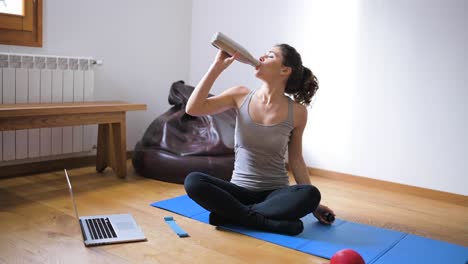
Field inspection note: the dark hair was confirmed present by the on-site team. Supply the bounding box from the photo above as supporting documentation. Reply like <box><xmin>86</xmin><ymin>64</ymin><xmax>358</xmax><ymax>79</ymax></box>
<box><xmin>276</xmin><ymin>44</ymin><xmax>319</xmax><ymax>106</ymax></box>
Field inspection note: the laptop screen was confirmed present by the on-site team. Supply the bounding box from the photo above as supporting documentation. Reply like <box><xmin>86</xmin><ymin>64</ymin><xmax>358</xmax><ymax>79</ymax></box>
<box><xmin>64</xmin><ymin>169</ymin><xmax>80</xmax><ymax>220</ymax></box>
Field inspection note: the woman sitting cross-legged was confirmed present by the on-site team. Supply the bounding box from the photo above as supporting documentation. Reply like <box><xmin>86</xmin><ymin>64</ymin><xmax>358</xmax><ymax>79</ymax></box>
<box><xmin>184</xmin><ymin>44</ymin><xmax>335</xmax><ymax>236</ymax></box>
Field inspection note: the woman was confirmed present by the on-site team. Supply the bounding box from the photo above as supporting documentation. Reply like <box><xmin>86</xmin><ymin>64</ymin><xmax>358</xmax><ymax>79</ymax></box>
<box><xmin>184</xmin><ymin>44</ymin><xmax>335</xmax><ymax>236</ymax></box>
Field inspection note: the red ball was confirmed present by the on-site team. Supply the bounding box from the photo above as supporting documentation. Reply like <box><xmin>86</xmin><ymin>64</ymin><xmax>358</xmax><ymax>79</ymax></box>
<box><xmin>330</xmin><ymin>249</ymin><xmax>365</xmax><ymax>264</ymax></box>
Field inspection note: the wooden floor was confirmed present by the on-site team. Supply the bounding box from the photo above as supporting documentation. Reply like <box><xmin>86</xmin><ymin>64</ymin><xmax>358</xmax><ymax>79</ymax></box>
<box><xmin>0</xmin><ymin>160</ymin><xmax>467</xmax><ymax>264</ymax></box>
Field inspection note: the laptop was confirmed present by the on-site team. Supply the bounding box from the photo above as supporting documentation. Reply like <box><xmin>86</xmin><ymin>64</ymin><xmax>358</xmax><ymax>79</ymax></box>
<box><xmin>64</xmin><ymin>169</ymin><xmax>147</xmax><ymax>246</ymax></box>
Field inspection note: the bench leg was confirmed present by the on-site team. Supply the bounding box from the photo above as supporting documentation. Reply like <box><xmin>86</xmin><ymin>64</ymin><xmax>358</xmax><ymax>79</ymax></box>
<box><xmin>111</xmin><ymin>120</ymin><xmax>127</xmax><ymax>178</ymax></box>
<box><xmin>96</xmin><ymin>124</ymin><xmax>110</xmax><ymax>173</ymax></box>
<box><xmin>96</xmin><ymin>118</ymin><xmax>127</xmax><ymax>178</ymax></box>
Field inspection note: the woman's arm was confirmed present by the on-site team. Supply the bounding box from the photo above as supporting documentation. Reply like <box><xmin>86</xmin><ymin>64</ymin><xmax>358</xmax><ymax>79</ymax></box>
<box><xmin>288</xmin><ymin>104</ymin><xmax>335</xmax><ymax>224</ymax></box>
<box><xmin>288</xmin><ymin>104</ymin><xmax>310</xmax><ymax>184</ymax></box>
<box><xmin>186</xmin><ymin>51</ymin><xmax>247</xmax><ymax>116</ymax></box>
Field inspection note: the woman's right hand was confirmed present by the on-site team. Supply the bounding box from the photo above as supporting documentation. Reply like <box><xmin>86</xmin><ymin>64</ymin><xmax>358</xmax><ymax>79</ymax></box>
<box><xmin>212</xmin><ymin>50</ymin><xmax>239</xmax><ymax>72</ymax></box>
<box><xmin>186</xmin><ymin>50</ymin><xmax>245</xmax><ymax>116</ymax></box>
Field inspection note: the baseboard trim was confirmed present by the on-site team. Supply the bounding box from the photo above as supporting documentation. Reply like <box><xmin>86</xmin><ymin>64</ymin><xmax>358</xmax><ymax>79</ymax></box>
<box><xmin>3</xmin><ymin>157</ymin><xmax>465</xmax><ymax>204</ymax></box>
<box><xmin>308</xmin><ymin>167</ymin><xmax>467</xmax><ymax>204</ymax></box>
<box><xmin>0</xmin><ymin>151</ymin><xmax>134</xmax><ymax>179</ymax></box>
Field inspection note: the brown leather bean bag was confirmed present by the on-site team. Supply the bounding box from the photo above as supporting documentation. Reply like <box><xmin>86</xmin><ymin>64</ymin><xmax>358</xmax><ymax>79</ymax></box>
<box><xmin>132</xmin><ymin>81</ymin><xmax>235</xmax><ymax>184</ymax></box>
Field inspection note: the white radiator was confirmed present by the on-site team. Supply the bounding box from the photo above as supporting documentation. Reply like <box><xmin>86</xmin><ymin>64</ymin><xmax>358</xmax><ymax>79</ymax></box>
<box><xmin>0</xmin><ymin>53</ymin><xmax>97</xmax><ymax>163</ymax></box>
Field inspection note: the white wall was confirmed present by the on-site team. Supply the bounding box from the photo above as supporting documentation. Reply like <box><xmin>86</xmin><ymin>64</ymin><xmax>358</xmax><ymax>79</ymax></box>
<box><xmin>190</xmin><ymin>0</ymin><xmax>468</xmax><ymax>195</ymax></box>
<box><xmin>351</xmin><ymin>0</ymin><xmax>468</xmax><ymax>195</ymax></box>
<box><xmin>0</xmin><ymin>0</ymin><xmax>192</xmax><ymax>150</ymax></box>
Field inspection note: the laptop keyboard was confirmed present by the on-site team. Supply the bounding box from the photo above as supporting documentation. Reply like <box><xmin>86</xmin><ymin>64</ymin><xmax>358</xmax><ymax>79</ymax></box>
<box><xmin>85</xmin><ymin>218</ymin><xmax>118</xmax><ymax>240</ymax></box>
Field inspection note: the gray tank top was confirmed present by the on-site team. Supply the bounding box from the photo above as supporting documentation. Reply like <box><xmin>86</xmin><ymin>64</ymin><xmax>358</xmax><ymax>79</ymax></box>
<box><xmin>230</xmin><ymin>90</ymin><xmax>294</xmax><ymax>191</ymax></box>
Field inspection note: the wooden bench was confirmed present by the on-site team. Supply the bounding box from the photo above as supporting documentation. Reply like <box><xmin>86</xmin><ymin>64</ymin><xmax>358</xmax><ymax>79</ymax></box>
<box><xmin>0</xmin><ymin>101</ymin><xmax>147</xmax><ymax>178</ymax></box>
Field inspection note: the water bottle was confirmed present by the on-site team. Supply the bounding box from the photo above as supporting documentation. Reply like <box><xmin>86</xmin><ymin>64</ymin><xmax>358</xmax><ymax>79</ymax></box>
<box><xmin>211</xmin><ymin>32</ymin><xmax>260</xmax><ymax>67</ymax></box>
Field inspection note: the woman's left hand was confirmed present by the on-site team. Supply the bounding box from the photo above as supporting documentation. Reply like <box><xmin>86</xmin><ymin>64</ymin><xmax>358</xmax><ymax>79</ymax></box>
<box><xmin>313</xmin><ymin>204</ymin><xmax>335</xmax><ymax>225</ymax></box>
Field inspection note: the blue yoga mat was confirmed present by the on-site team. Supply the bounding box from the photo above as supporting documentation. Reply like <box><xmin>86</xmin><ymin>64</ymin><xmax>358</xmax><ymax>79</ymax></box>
<box><xmin>373</xmin><ymin>234</ymin><xmax>468</xmax><ymax>264</ymax></box>
<box><xmin>151</xmin><ymin>195</ymin><xmax>468</xmax><ymax>264</ymax></box>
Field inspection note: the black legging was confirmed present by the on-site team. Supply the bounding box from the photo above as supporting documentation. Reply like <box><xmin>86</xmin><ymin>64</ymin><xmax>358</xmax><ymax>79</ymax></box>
<box><xmin>184</xmin><ymin>172</ymin><xmax>321</xmax><ymax>235</ymax></box>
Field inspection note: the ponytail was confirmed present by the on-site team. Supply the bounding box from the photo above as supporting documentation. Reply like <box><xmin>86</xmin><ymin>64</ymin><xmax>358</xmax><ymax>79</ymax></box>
<box><xmin>277</xmin><ymin>44</ymin><xmax>319</xmax><ymax>106</ymax></box>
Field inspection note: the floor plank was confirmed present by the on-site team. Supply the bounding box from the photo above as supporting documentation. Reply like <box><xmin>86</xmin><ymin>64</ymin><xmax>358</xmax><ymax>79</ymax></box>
<box><xmin>0</xmin><ymin>160</ymin><xmax>466</xmax><ymax>263</ymax></box>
